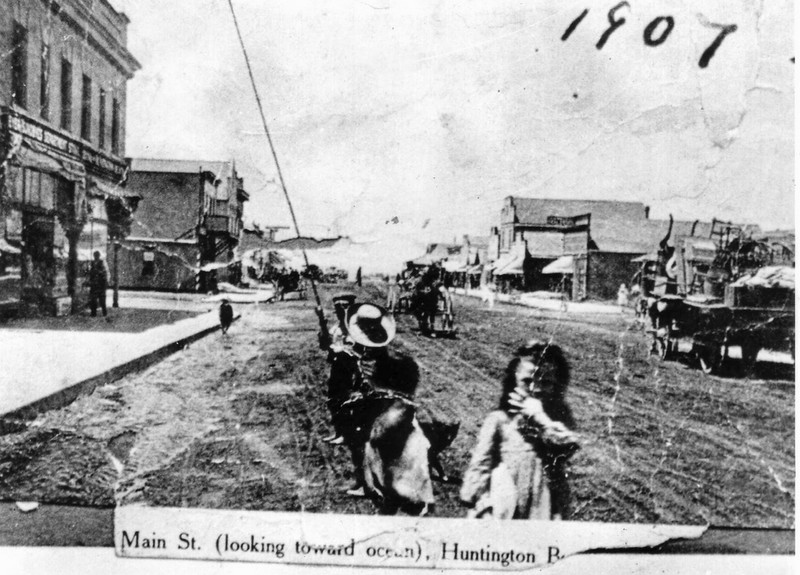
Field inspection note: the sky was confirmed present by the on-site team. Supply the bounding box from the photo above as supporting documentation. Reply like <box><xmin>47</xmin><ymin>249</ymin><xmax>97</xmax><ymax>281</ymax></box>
<box><xmin>114</xmin><ymin>0</ymin><xmax>794</xmax><ymax>271</ymax></box>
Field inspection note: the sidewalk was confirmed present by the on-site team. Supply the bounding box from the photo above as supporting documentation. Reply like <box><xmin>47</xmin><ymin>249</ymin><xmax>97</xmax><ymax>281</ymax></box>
<box><xmin>452</xmin><ymin>287</ymin><xmax>623</xmax><ymax>314</ymax></box>
<box><xmin>0</xmin><ymin>292</ymin><xmax>233</xmax><ymax>418</ymax></box>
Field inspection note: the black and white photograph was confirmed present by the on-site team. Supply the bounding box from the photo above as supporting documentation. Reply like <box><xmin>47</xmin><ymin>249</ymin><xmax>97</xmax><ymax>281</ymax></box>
<box><xmin>0</xmin><ymin>0</ymin><xmax>794</xmax><ymax>571</ymax></box>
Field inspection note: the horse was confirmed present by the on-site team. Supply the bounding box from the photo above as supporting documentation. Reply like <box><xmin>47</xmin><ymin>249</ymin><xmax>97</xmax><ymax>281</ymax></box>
<box><xmin>410</xmin><ymin>268</ymin><xmax>453</xmax><ymax>336</ymax></box>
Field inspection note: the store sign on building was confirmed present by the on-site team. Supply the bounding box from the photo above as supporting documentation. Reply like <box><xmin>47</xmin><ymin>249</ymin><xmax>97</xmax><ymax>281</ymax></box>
<box><xmin>3</xmin><ymin>110</ymin><xmax>126</xmax><ymax>179</ymax></box>
<box><xmin>546</xmin><ymin>214</ymin><xmax>591</xmax><ymax>229</ymax></box>
<box><xmin>6</xmin><ymin>115</ymin><xmax>80</xmax><ymax>156</ymax></box>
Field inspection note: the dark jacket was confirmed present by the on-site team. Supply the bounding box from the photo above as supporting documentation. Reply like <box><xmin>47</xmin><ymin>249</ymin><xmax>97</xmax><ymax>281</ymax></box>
<box><xmin>89</xmin><ymin>260</ymin><xmax>108</xmax><ymax>293</ymax></box>
<box><xmin>327</xmin><ymin>348</ymin><xmax>419</xmax><ymax>405</ymax></box>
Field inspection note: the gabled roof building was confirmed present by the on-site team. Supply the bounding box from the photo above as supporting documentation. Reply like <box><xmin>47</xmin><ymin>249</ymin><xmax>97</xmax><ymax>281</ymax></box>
<box><xmin>490</xmin><ymin>196</ymin><xmax>717</xmax><ymax>300</ymax></box>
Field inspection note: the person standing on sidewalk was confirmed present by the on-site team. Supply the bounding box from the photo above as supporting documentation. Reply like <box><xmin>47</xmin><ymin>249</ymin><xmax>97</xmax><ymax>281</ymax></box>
<box><xmin>89</xmin><ymin>251</ymin><xmax>109</xmax><ymax>318</ymax></box>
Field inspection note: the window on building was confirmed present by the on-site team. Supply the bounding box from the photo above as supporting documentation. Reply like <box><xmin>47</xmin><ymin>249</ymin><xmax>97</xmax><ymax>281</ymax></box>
<box><xmin>5</xmin><ymin>166</ymin><xmax>23</xmax><ymax>203</ymax></box>
<box><xmin>40</xmin><ymin>41</ymin><xmax>50</xmax><ymax>119</ymax></box>
<box><xmin>98</xmin><ymin>88</ymin><xmax>106</xmax><ymax>149</ymax></box>
<box><xmin>21</xmin><ymin>169</ymin><xmax>55</xmax><ymax>211</ymax></box>
<box><xmin>60</xmin><ymin>59</ymin><xmax>72</xmax><ymax>131</ymax></box>
<box><xmin>111</xmin><ymin>98</ymin><xmax>120</xmax><ymax>154</ymax></box>
<box><xmin>11</xmin><ymin>22</ymin><xmax>28</xmax><ymax>108</ymax></box>
<box><xmin>80</xmin><ymin>75</ymin><xmax>92</xmax><ymax>141</ymax></box>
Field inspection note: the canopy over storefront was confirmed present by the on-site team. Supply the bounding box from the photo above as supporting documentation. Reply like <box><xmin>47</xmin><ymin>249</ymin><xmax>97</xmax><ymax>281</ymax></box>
<box><xmin>494</xmin><ymin>253</ymin><xmax>526</xmax><ymax>275</ymax></box>
<box><xmin>542</xmin><ymin>255</ymin><xmax>575</xmax><ymax>275</ymax></box>
<box><xmin>442</xmin><ymin>259</ymin><xmax>466</xmax><ymax>273</ymax></box>
<box><xmin>13</xmin><ymin>139</ymin><xmax>86</xmax><ymax>182</ymax></box>
<box><xmin>487</xmin><ymin>253</ymin><xmax>513</xmax><ymax>272</ymax></box>
<box><xmin>0</xmin><ymin>238</ymin><xmax>21</xmax><ymax>255</ymax></box>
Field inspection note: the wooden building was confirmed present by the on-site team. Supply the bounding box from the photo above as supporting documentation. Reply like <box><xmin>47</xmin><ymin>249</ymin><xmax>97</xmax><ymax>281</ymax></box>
<box><xmin>114</xmin><ymin>158</ymin><xmax>248</xmax><ymax>292</ymax></box>
<box><xmin>490</xmin><ymin>196</ymin><xmax>714</xmax><ymax>300</ymax></box>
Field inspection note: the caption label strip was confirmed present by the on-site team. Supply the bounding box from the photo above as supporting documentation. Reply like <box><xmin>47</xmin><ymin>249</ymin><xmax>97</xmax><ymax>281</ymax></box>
<box><xmin>115</xmin><ymin>506</ymin><xmax>705</xmax><ymax>569</ymax></box>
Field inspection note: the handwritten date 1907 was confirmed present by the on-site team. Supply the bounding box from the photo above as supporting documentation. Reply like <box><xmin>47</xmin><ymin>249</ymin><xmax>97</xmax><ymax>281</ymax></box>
<box><xmin>562</xmin><ymin>2</ymin><xmax>737</xmax><ymax>69</ymax></box>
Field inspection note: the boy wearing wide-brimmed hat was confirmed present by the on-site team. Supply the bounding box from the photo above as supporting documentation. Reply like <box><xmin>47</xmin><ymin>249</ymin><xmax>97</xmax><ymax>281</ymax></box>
<box><xmin>324</xmin><ymin>303</ymin><xmax>420</xmax><ymax>496</ymax></box>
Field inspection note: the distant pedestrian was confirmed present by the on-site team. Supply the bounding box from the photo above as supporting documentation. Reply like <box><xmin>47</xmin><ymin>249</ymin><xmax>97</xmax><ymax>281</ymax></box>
<box><xmin>386</xmin><ymin>274</ymin><xmax>400</xmax><ymax>314</ymax></box>
<box><xmin>617</xmin><ymin>283</ymin><xmax>630</xmax><ymax>312</ymax></box>
<box><xmin>355</xmin><ymin>267</ymin><xmax>362</xmax><ymax>287</ymax></box>
<box><xmin>481</xmin><ymin>280</ymin><xmax>496</xmax><ymax>309</ymax></box>
<box><xmin>89</xmin><ymin>251</ymin><xmax>108</xmax><ymax>318</ymax></box>
<box><xmin>219</xmin><ymin>299</ymin><xmax>234</xmax><ymax>334</ymax></box>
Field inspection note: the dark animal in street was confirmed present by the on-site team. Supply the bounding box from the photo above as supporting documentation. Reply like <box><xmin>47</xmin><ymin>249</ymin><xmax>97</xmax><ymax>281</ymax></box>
<box><xmin>219</xmin><ymin>299</ymin><xmax>234</xmax><ymax>334</ymax></box>
<box><xmin>418</xmin><ymin>417</ymin><xmax>460</xmax><ymax>483</ymax></box>
<box><xmin>361</xmin><ymin>396</ymin><xmax>434</xmax><ymax>515</ymax></box>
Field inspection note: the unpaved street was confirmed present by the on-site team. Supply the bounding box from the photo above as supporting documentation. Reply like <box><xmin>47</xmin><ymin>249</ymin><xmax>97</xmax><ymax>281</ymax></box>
<box><xmin>0</xmin><ymin>285</ymin><xmax>794</xmax><ymax>526</ymax></box>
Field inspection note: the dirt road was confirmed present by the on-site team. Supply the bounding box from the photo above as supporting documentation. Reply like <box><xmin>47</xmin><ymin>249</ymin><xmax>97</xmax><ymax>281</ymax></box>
<box><xmin>0</xmin><ymin>285</ymin><xmax>794</xmax><ymax>527</ymax></box>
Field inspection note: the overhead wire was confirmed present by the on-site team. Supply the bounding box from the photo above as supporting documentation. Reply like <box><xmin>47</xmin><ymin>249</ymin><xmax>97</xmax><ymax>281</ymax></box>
<box><xmin>226</xmin><ymin>0</ymin><xmax>329</xmax><ymax>337</ymax></box>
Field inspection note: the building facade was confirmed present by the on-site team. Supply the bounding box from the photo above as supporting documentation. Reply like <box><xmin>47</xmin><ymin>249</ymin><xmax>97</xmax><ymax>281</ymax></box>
<box><xmin>490</xmin><ymin>196</ymin><xmax>714</xmax><ymax>300</ymax></box>
<box><xmin>115</xmin><ymin>159</ymin><xmax>248</xmax><ymax>292</ymax></box>
<box><xmin>0</xmin><ymin>0</ymin><xmax>140</xmax><ymax>316</ymax></box>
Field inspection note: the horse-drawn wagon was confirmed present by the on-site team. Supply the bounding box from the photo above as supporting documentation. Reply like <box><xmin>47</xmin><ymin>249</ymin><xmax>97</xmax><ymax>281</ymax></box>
<box><xmin>395</xmin><ymin>267</ymin><xmax>457</xmax><ymax>337</ymax></box>
<box><xmin>266</xmin><ymin>269</ymin><xmax>307</xmax><ymax>301</ymax></box>
<box><xmin>648</xmin><ymin>290</ymin><xmax>794</xmax><ymax>376</ymax></box>
<box><xmin>639</xmin><ymin>216</ymin><xmax>794</xmax><ymax>376</ymax></box>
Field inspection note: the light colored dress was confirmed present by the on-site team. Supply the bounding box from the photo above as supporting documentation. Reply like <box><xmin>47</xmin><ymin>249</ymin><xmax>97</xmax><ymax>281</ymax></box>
<box><xmin>460</xmin><ymin>410</ymin><xmax>578</xmax><ymax>520</ymax></box>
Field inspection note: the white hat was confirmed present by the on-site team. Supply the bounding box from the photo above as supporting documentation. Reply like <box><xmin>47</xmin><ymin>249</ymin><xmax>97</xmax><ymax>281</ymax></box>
<box><xmin>346</xmin><ymin>303</ymin><xmax>396</xmax><ymax>348</ymax></box>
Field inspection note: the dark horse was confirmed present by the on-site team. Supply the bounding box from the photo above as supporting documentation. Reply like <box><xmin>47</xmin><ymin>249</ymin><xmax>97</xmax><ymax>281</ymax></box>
<box><xmin>410</xmin><ymin>266</ymin><xmax>453</xmax><ymax>336</ymax></box>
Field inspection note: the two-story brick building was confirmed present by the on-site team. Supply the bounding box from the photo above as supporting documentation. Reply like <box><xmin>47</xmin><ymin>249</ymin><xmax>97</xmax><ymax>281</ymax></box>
<box><xmin>0</xmin><ymin>0</ymin><xmax>140</xmax><ymax>316</ymax></box>
<box><xmin>114</xmin><ymin>158</ymin><xmax>249</xmax><ymax>292</ymax></box>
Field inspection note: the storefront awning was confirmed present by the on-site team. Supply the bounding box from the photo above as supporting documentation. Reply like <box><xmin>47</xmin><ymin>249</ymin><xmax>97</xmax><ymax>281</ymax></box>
<box><xmin>14</xmin><ymin>139</ymin><xmax>86</xmax><ymax>182</ymax></box>
<box><xmin>466</xmin><ymin>264</ymin><xmax>483</xmax><ymax>275</ymax></box>
<box><xmin>442</xmin><ymin>259</ymin><xmax>466</xmax><ymax>273</ymax></box>
<box><xmin>0</xmin><ymin>238</ymin><xmax>21</xmax><ymax>255</ymax></box>
<box><xmin>88</xmin><ymin>178</ymin><xmax>142</xmax><ymax>200</ymax></box>
<box><xmin>542</xmin><ymin>255</ymin><xmax>575</xmax><ymax>275</ymax></box>
<box><xmin>494</xmin><ymin>254</ymin><xmax>526</xmax><ymax>275</ymax></box>
<box><xmin>487</xmin><ymin>253</ymin><xmax>514</xmax><ymax>272</ymax></box>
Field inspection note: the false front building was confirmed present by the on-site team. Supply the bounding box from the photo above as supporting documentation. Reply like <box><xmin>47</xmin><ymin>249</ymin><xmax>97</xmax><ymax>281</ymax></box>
<box><xmin>0</xmin><ymin>0</ymin><xmax>140</xmax><ymax>316</ymax></box>
<box><xmin>490</xmin><ymin>196</ymin><xmax>712</xmax><ymax>300</ymax></box>
<box><xmin>115</xmin><ymin>158</ymin><xmax>248</xmax><ymax>292</ymax></box>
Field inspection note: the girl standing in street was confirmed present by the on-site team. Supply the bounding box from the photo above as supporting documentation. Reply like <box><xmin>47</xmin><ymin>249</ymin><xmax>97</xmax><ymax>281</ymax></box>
<box><xmin>460</xmin><ymin>340</ymin><xmax>580</xmax><ymax>520</ymax></box>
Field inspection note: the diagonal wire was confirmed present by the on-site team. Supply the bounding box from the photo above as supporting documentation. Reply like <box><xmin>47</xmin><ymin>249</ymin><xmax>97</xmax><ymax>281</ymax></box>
<box><xmin>226</xmin><ymin>0</ymin><xmax>325</xmax><ymax>316</ymax></box>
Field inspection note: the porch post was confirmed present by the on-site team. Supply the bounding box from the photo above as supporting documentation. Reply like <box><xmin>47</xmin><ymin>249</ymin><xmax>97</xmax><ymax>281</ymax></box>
<box><xmin>112</xmin><ymin>240</ymin><xmax>120</xmax><ymax>307</ymax></box>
